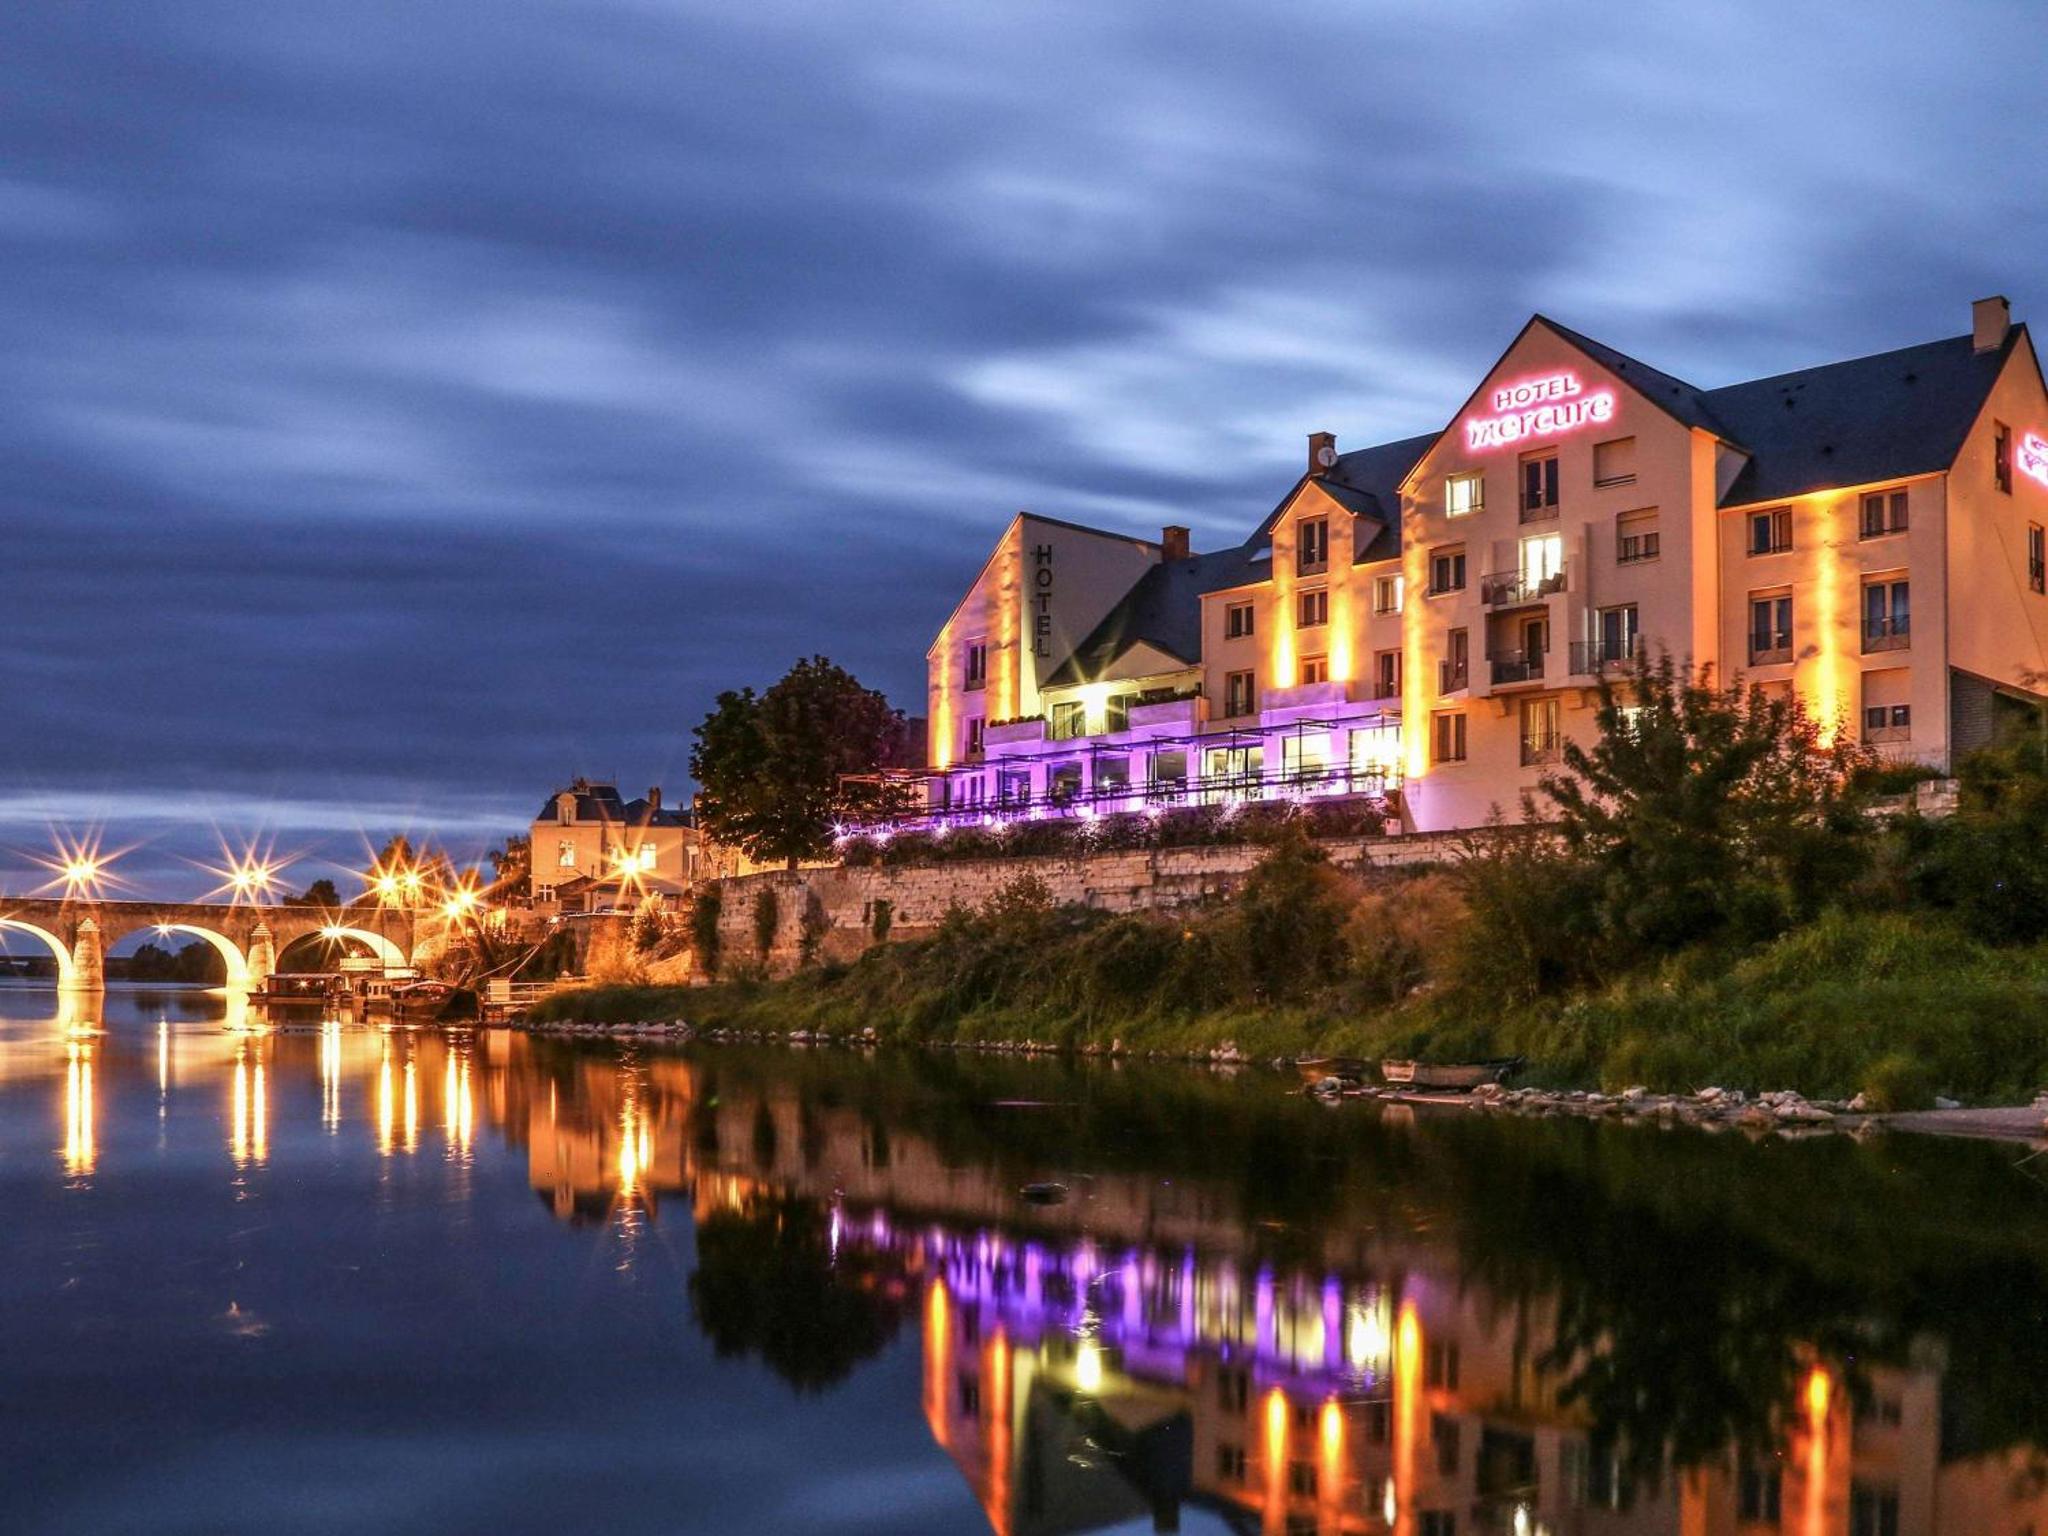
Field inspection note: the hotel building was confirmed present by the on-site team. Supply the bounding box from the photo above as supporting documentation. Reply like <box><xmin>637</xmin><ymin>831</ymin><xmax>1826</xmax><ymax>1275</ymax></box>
<box><xmin>922</xmin><ymin>298</ymin><xmax>2048</xmax><ymax>833</ymax></box>
<box><xmin>528</xmin><ymin>777</ymin><xmax>702</xmax><ymax>911</ymax></box>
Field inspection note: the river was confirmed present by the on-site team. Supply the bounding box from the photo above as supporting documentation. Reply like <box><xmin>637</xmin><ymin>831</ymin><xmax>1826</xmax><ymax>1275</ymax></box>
<box><xmin>1</xmin><ymin>982</ymin><xmax>2045</xmax><ymax>1534</ymax></box>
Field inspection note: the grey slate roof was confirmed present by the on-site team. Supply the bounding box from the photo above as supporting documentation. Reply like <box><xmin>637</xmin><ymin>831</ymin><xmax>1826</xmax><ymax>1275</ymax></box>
<box><xmin>1043</xmin><ymin>544</ymin><xmax>1264</xmax><ymax>688</ymax></box>
<box><xmin>1538</xmin><ymin>316</ymin><xmax>1735</xmax><ymax>440</ymax></box>
<box><xmin>1700</xmin><ymin>328</ymin><xmax>2020</xmax><ymax>505</ymax></box>
<box><xmin>536</xmin><ymin>779</ymin><xmax>691</xmax><ymax>827</ymax></box>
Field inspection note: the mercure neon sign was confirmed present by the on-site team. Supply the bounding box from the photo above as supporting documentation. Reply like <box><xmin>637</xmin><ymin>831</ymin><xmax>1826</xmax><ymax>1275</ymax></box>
<box><xmin>1465</xmin><ymin>371</ymin><xmax>1616</xmax><ymax>451</ymax></box>
<box><xmin>2018</xmin><ymin>431</ymin><xmax>2048</xmax><ymax>488</ymax></box>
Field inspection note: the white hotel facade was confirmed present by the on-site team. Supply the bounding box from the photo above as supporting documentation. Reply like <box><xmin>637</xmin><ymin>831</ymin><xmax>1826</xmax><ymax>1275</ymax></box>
<box><xmin>919</xmin><ymin>299</ymin><xmax>2048</xmax><ymax>834</ymax></box>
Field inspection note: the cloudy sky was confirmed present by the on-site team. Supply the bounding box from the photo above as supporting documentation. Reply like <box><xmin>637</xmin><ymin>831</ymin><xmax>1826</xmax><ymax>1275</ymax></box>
<box><xmin>0</xmin><ymin>0</ymin><xmax>2043</xmax><ymax>894</ymax></box>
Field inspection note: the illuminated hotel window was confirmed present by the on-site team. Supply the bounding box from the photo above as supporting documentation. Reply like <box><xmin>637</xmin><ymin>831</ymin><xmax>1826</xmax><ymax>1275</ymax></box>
<box><xmin>1616</xmin><ymin>509</ymin><xmax>1660</xmax><ymax>564</ymax></box>
<box><xmin>1297</xmin><ymin>517</ymin><xmax>1329</xmax><ymax>574</ymax></box>
<box><xmin>1300</xmin><ymin>654</ymin><xmax>1329</xmax><ymax>686</ymax></box>
<box><xmin>1375</xmin><ymin>649</ymin><xmax>1402</xmax><ymax>698</ymax></box>
<box><xmin>557</xmin><ymin>840</ymin><xmax>575</xmax><ymax>868</ymax></box>
<box><xmin>1749</xmin><ymin>507</ymin><xmax>1791</xmax><ymax>555</ymax></box>
<box><xmin>1428</xmin><ymin>546</ymin><xmax>1466</xmax><ymax>595</ymax></box>
<box><xmin>1297</xmin><ymin>589</ymin><xmax>1327</xmax><ymax>628</ymax></box>
<box><xmin>1225</xmin><ymin>601</ymin><xmax>1255</xmax><ymax>638</ymax></box>
<box><xmin>1996</xmin><ymin>422</ymin><xmax>2013</xmax><ymax>493</ymax></box>
<box><xmin>1373</xmin><ymin>573</ymin><xmax>1404</xmax><ymax>613</ymax></box>
<box><xmin>1748</xmin><ymin>592</ymin><xmax>1793</xmax><ymax>664</ymax></box>
<box><xmin>1050</xmin><ymin>700</ymin><xmax>1086</xmax><ymax>739</ymax></box>
<box><xmin>1520</xmin><ymin>450</ymin><xmax>1559</xmax><ymax>518</ymax></box>
<box><xmin>966</xmin><ymin>717</ymin><xmax>986</xmax><ymax>757</ymax></box>
<box><xmin>964</xmin><ymin>641</ymin><xmax>987</xmax><ymax>690</ymax></box>
<box><xmin>1432</xmin><ymin>712</ymin><xmax>1467</xmax><ymax>764</ymax></box>
<box><xmin>2031</xmin><ymin>523</ymin><xmax>2045</xmax><ymax>592</ymax></box>
<box><xmin>1224</xmin><ymin>670</ymin><xmax>1256</xmax><ymax>718</ymax></box>
<box><xmin>1593</xmin><ymin>435</ymin><xmax>1637</xmax><ymax>487</ymax></box>
<box><xmin>1520</xmin><ymin>697</ymin><xmax>1562</xmax><ymax>767</ymax></box>
<box><xmin>1859</xmin><ymin>489</ymin><xmax>1909</xmax><ymax>538</ymax></box>
<box><xmin>1445</xmin><ymin>471</ymin><xmax>1484</xmax><ymax>518</ymax></box>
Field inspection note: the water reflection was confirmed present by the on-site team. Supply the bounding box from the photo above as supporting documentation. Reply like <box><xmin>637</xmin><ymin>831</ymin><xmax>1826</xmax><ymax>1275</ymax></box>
<box><xmin>1</xmin><ymin>986</ymin><xmax>2046</xmax><ymax>1535</ymax></box>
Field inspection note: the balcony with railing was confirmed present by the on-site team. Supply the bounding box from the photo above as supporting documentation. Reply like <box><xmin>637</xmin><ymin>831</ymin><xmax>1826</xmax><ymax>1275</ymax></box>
<box><xmin>1482</xmin><ymin>568</ymin><xmax>1567</xmax><ymax>608</ymax></box>
<box><xmin>1616</xmin><ymin>530</ymin><xmax>1660</xmax><ymax>565</ymax></box>
<box><xmin>1569</xmin><ymin>637</ymin><xmax>1644</xmax><ymax>676</ymax></box>
<box><xmin>1489</xmin><ymin>647</ymin><xmax>1548</xmax><ymax>688</ymax></box>
<box><xmin>1862</xmin><ymin>616</ymin><xmax>1911</xmax><ymax>654</ymax></box>
<box><xmin>1438</xmin><ymin>656</ymin><xmax>1470</xmax><ymax>694</ymax></box>
<box><xmin>1748</xmin><ymin>636</ymin><xmax>1793</xmax><ymax>666</ymax></box>
<box><xmin>1865</xmin><ymin>723</ymin><xmax>1911</xmax><ymax>745</ymax></box>
<box><xmin>1520</xmin><ymin>730</ymin><xmax>1563</xmax><ymax>768</ymax></box>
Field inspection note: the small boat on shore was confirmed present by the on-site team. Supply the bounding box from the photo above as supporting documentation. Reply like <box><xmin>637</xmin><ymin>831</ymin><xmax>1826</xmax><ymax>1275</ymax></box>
<box><xmin>1380</xmin><ymin>1058</ymin><xmax>1523</xmax><ymax>1091</ymax></box>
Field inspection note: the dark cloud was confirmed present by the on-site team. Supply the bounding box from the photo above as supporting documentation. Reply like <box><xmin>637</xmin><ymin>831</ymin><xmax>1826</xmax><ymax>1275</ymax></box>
<box><xmin>0</xmin><ymin>0</ymin><xmax>2043</xmax><ymax>893</ymax></box>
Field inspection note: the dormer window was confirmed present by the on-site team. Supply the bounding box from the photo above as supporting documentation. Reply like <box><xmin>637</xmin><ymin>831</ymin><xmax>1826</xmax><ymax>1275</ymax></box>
<box><xmin>1297</xmin><ymin>517</ymin><xmax>1329</xmax><ymax>575</ymax></box>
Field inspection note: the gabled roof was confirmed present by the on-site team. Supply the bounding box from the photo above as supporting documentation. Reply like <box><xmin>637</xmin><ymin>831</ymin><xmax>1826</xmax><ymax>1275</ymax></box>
<box><xmin>536</xmin><ymin>780</ymin><xmax>692</xmax><ymax>828</ymax></box>
<box><xmin>1537</xmin><ymin>316</ymin><xmax>1736</xmax><ymax>440</ymax></box>
<box><xmin>1043</xmin><ymin>544</ymin><xmax>1263</xmax><ymax>688</ymax></box>
<box><xmin>1248</xmin><ymin>431</ymin><xmax>1436</xmax><ymax>562</ymax></box>
<box><xmin>1700</xmin><ymin>327</ymin><xmax>2023</xmax><ymax>505</ymax></box>
<box><xmin>927</xmin><ymin>510</ymin><xmax>1160</xmax><ymax>656</ymax></box>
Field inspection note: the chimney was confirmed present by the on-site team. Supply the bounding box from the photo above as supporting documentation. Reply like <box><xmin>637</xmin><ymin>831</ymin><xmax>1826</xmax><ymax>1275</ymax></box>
<box><xmin>1308</xmin><ymin>431</ymin><xmax>1337</xmax><ymax>477</ymax></box>
<box><xmin>1973</xmin><ymin>295</ymin><xmax>2011</xmax><ymax>353</ymax></box>
<box><xmin>1160</xmin><ymin>525</ymin><xmax>1189</xmax><ymax>562</ymax></box>
<box><xmin>646</xmin><ymin>786</ymin><xmax>662</xmax><ymax>812</ymax></box>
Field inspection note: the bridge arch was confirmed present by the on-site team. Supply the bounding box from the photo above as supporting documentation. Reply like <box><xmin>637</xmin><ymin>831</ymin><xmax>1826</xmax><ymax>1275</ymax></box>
<box><xmin>148</xmin><ymin>924</ymin><xmax>251</xmax><ymax>990</ymax></box>
<box><xmin>0</xmin><ymin>919</ymin><xmax>76</xmax><ymax>988</ymax></box>
<box><xmin>327</xmin><ymin>926</ymin><xmax>408</xmax><ymax>969</ymax></box>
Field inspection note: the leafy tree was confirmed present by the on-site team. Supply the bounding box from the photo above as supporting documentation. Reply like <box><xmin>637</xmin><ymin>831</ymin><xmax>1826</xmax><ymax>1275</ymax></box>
<box><xmin>1904</xmin><ymin>734</ymin><xmax>2048</xmax><ymax>943</ymax></box>
<box><xmin>690</xmin><ymin>656</ymin><xmax>911</xmax><ymax>869</ymax></box>
<box><xmin>487</xmin><ymin>834</ymin><xmax>531</xmax><ymax>896</ymax></box>
<box><xmin>1223</xmin><ymin>826</ymin><xmax>1354</xmax><ymax>1004</ymax></box>
<box><xmin>1534</xmin><ymin>653</ymin><xmax>1873</xmax><ymax>965</ymax></box>
<box><xmin>290</xmin><ymin>878</ymin><xmax>340</xmax><ymax>908</ymax></box>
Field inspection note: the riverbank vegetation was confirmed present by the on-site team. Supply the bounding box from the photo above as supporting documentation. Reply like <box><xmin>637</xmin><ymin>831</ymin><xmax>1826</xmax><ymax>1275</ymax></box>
<box><xmin>538</xmin><ymin>658</ymin><xmax>2048</xmax><ymax>1106</ymax></box>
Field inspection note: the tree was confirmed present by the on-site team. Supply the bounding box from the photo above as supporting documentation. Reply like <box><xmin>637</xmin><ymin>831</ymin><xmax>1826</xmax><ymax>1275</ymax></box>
<box><xmin>1534</xmin><ymin>652</ymin><xmax>1873</xmax><ymax>963</ymax></box>
<box><xmin>690</xmin><ymin>656</ymin><xmax>910</xmax><ymax>869</ymax></box>
<box><xmin>487</xmin><ymin>834</ymin><xmax>531</xmax><ymax>897</ymax></box>
<box><xmin>290</xmin><ymin>878</ymin><xmax>340</xmax><ymax>908</ymax></box>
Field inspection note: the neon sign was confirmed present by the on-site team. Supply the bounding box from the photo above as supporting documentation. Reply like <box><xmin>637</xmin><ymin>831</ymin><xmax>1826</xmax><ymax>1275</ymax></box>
<box><xmin>1465</xmin><ymin>371</ymin><xmax>1616</xmax><ymax>451</ymax></box>
<box><xmin>2018</xmin><ymin>431</ymin><xmax>2048</xmax><ymax>488</ymax></box>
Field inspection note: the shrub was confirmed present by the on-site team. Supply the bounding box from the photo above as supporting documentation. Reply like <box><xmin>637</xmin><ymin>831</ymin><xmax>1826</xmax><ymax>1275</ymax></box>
<box><xmin>1860</xmin><ymin>1051</ymin><xmax>1937</xmax><ymax>1112</ymax></box>
<box><xmin>689</xmin><ymin>887</ymin><xmax>723</xmax><ymax>978</ymax></box>
<box><xmin>1344</xmin><ymin>871</ymin><xmax>1465</xmax><ymax>1006</ymax></box>
<box><xmin>1221</xmin><ymin>828</ymin><xmax>1355</xmax><ymax>1004</ymax></box>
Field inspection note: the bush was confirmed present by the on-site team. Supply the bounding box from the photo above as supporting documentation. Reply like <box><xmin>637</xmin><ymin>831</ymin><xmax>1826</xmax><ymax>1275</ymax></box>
<box><xmin>1221</xmin><ymin>828</ymin><xmax>1355</xmax><ymax>1005</ymax></box>
<box><xmin>689</xmin><ymin>887</ymin><xmax>723</xmax><ymax>978</ymax></box>
<box><xmin>797</xmin><ymin>890</ymin><xmax>829</xmax><ymax>966</ymax></box>
<box><xmin>1343</xmin><ymin>871</ymin><xmax>1464</xmax><ymax>1007</ymax></box>
<box><xmin>1860</xmin><ymin>1051</ymin><xmax>1938</xmax><ymax>1112</ymax></box>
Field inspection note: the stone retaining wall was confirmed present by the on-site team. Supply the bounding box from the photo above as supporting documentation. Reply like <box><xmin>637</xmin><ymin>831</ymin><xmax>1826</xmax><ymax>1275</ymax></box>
<box><xmin>708</xmin><ymin>830</ymin><xmax>1466</xmax><ymax>975</ymax></box>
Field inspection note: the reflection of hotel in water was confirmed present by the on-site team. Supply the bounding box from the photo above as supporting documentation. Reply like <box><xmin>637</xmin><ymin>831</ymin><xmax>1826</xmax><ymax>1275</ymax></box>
<box><xmin>33</xmin><ymin>1018</ymin><xmax>2047</xmax><ymax>1536</ymax></box>
<box><xmin>599</xmin><ymin>1067</ymin><xmax>2047</xmax><ymax>1536</ymax></box>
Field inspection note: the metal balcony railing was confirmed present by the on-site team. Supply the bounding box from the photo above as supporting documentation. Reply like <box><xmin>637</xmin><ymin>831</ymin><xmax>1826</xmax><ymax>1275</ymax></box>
<box><xmin>1438</xmin><ymin>657</ymin><xmax>1470</xmax><ymax>693</ymax></box>
<box><xmin>1862</xmin><ymin>617</ymin><xmax>1911</xmax><ymax>653</ymax></box>
<box><xmin>1489</xmin><ymin>649</ymin><xmax>1547</xmax><ymax>686</ymax></box>
<box><xmin>1482</xmin><ymin>569</ymin><xmax>1567</xmax><ymax>607</ymax></box>
<box><xmin>1616</xmin><ymin>532</ymin><xmax>1660</xmax><ymax>564</ymax></box>
<box><xmin>1865</xmin><ymin>725</ymin><xmax>1911</xmax><ymax>745</ymax></box>
<box><xmin>1520</xmin><ymin>731</ymin><xmax>1563</xmax><ymax>768</ymax></box>
<box><xmin>1569</xmin><ymin>637</ymin><xmax>1644</xmax><ymax>675</ymax></box>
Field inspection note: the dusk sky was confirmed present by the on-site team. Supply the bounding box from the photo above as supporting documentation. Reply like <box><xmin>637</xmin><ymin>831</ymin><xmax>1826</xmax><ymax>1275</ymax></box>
<box><xmin>3</xmin><ymin>1</ymin><xmax>2044</xmax><ymax>896</ymax></box>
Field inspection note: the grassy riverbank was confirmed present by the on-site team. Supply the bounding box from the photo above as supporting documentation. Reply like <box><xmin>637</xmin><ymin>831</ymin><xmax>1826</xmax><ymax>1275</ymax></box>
<box><xmin>535</xmin><ymin>664</ymin><xmax>2048</xmax><ymax>1107</ymax></box>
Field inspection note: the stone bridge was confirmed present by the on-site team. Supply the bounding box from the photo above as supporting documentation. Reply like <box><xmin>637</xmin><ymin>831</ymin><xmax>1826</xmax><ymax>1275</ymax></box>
<box><xmin>0</xmin><ymin>899</ymin><xmax>432</xmax><ymax>991</ymax></box>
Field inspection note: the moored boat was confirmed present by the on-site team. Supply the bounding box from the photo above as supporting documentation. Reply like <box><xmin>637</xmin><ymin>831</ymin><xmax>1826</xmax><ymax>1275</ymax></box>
<box><xmin>1379</xmin><ymin>1057</ymin><xmax>1523</xmax><ymax>1090</ymax></box>
<box><xmin>1294</xmin><ymin>1056</ymin><xmax>1374</xmax><ymax>1085</ymax></box>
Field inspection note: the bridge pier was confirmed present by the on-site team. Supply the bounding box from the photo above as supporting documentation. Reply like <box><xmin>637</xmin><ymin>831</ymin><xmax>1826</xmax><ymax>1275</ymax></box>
<box><xmin>70</xmin><ymin>918</ymin><xmax>104</xmax><ymax>993</ymax></box>
<box><xmin>246</xmin><ymin>924</ymin><xmax>276</xmax><ymax>990</ymax></box>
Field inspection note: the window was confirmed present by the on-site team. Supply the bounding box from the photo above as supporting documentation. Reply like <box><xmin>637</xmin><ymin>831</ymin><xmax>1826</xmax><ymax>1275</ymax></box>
<box><xmin>1864</xmin><ymin>704</ymin><xmax>1913</xmax><ymax>740</ymax></box>
<box><xmin>1749</xmin><ymin>507</ymin><xmax>1792</xmax><ymax>555</ymax></box>
<box><xmin>1425</xmin><ymin>1341</ymin><xmax>1461</xmax><ymax>1390</ymax></box>
<box><xmin>1225</xmin><ymin>601</ymin><xmax>1255</xmax><ymax>639</ymax></box>
<box><xmin>966</xmin><ymin>717</ymin><xmax>986</xmax><ymax>756</ymax></box>
<box><xmin>1375</xmin><ymin>649</ymin><xmax>1402</xmax><ymax>698</ymax></box>
<box><xmin>1593</xmin><ymin>435</ymin><xmax>1637</xmax><ymax>487</ymax></box>
<box><xmin>1150</xmin><ymin>750</ymin><xmax>1187</xmax><ymax>785</ymax></box>
<box><xmin>1616</xmin><ymin>509</ymin><xmax>1660</xmax><ymax>564</ymax></box>
<box><xmin>964</xmin><ymin>642</ymin><xmax>987</xmax><ymax>690</ymax></box>
<box><xmin>1288</xmin><ymin>1461</ymin><xmax>1317</xmax><ymax>1498</ymax></box>
<box><xmin>556</xmin><ymin>840</ymin><xmax>576</xmax><ymax>868</ymax></box>
<box><xmin>1217</xmin><ymin>1368</ymin><xmax>1250</xmax><ymax>1413</ymax></box>
<box><xmin>1429</xmin><ymin>546</ymin><xmax>1467</xmax><ymax>595</ymax></box>
<box><xmin>1049</xmin><ymin>700</ymin><xmax>1086</xmax><ymax>739</ymax></box>
<box><xmin>1420</xmin><ymin>1512</ymin><xmax>1457</xmax><ymax>1536</ymax></box>
<box><xmin>1432</xmin><ymin>713</ymin><xmax>1467</xmax><ymax>764</ymax></box>
<box><xmin>1297</xmin><ymin>588</ymin><xmax>1328</xmax><ymax>628</ymax></box>
<box><xmin>1300</xmin><ymin>655</ymin><xmax>1329</xmax><ymax>686</ymax></box>
<box><xmin>1520</xmin><ymin>696</ymin><xmax>1562</xmax><ymax>766</ymax></box>
<box><xmin>1224</xmin><ymin>670</ymin><xmax>1256</xmax><ymax>719</ymax></box>
<box><xmin>1445</xmin><ymin>471</ymin><xmax>1484</xmax><ymax>518</ymax></box>
<box><xmin>1597</xmin><ymin>604</ymin><xmax>1639</xmax><ymax>668</ymax></box>
<box><xmin>1749</xmin><ymin>593</ymin><xmax>1793</xmax><ymax>664</ymax></box>
<box><xmin>1862</xmin><ymin>578</ymin><xmax>1910</xmax><ymax>651</ymax></box>
<box><xmin>1440</xmin><ymin>628</ymin><xmax>1470</xmax><ymax>693</ymax></box>
<box><xmin>1850</xmin><ymin>1483</ymin><xmax>1900</xmax><ymax>1536</ymax></box>
<box><xmin>1432</xmin><ymin>1414</ymin><xmax>1461</xmax><ymax>1476</ymax></box>
<box><xmin>2031</xmin><ymin>524</ymin><xmax>2045</xmax><ymax>593</ymax></box>
<box><xmin>1738</xmin><ymin>1463</ymin><xmax>1783</xmax><ymax>1523</ymax></box>
<box><xmin>1520</xmin><ymin>451</ymin><xmax>1559</xmax><ymax>518</ymax></box>
<box><xmin>1860</xmin><ymin>488</ymin><xmax>1909</xmax><ymax>538</ymax></box>
<box><xmin>1373</xmin><ymin>574</ymin><xmax>1404</xmax><ymax>614</ymax></box>
<box><xmin>1216</xmin><ymin>1444</ymin><xmax>1247</xmax><ymax>1483</ymax></box>
<box><xmin>1297</xmin><ymin>517</ymin><xmax>1329</xmax><ymax>574</ymax></box>
<box><xmin>1997</xmin><ymin>421</ymin><xmax>2014</xmax><ymax>493</ymax></box>
<box><xmin>1520</xmin><ymin>532</ymin><xmax>1564</xmax><ymax>593</ymax></box>
<box><xmin>1104</xmin><ymin>693</ymin><xmax>1132</xmax><ymax>733</ymax></box>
